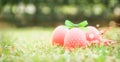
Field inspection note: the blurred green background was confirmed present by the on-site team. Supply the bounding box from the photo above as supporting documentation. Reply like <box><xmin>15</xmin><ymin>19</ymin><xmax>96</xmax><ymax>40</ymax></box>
<box><xmin>0</xmin><ymin>0</ymin><xmax>120</xmax><ymax>27</ymax></box>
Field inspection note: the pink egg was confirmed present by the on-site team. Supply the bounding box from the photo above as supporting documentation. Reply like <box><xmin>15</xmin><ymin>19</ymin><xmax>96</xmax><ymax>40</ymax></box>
<box><xmin>64</xmin><ymin>28</ymin><xmax>88</xmax><ymax>50</ymax></box>
<box><xmin>52</xmin><ymin>25</ymin><xmax>69</xmax><ymax>46</ymax></box>
<box><xmin>86</xmin><ymin>26</ymin><xmax>101</xmax><ymax>44</ymax></box>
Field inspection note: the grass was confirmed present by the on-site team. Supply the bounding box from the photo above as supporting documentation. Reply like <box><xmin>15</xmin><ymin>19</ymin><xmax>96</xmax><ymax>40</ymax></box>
<box><xmin>0</xmin><ymin>27</ymin><xmax>120</xmax><ymax>62</ymax></box>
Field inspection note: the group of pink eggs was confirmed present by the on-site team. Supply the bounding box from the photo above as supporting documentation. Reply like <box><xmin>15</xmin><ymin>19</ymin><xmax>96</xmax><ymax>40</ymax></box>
<box><xmin>51</xmin><ymin>23</ymin><xmax>113</xmax><ymax>50</ymax></box>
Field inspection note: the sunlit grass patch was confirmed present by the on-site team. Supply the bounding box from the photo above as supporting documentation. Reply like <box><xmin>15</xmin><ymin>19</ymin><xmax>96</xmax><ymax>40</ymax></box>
<box><xmin>103</xmin><ymin>27</ymin><xmax>120</xmax><ymax>42</ymax></box>
<box><xmin>0</xmin><ymin>27</ymin><xmax>120</xmax><ymax>62</ymax></box>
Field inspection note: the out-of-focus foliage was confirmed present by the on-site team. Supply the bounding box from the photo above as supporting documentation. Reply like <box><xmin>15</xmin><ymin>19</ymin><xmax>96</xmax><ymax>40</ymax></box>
<box><xmin>0</xmin><ymin>0</ymin><xmax>120</xmax><ymax>27</ymax></box>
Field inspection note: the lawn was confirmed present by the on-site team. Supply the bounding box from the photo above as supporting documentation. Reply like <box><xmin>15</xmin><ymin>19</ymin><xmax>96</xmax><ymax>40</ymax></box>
<box><xmin>0</xmin><ymin>27</ymin><xmax>120</xmax><ymax>62</ymax></box>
